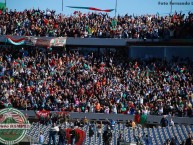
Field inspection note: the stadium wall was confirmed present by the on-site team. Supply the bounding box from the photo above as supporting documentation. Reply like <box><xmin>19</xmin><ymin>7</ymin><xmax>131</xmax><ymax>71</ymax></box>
<box><xmin>21</xmin><ymin>111</ymin><xmax>193</xmax><ymax>126</ymax></box>
<box><xmin>129</xmin><ymin>46</ymin><xmax>193</xmax><ymax>60</ymax></box>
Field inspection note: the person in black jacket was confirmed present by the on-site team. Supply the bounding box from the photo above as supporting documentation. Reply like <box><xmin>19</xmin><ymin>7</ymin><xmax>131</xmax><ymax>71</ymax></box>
<box><xmin>74</xmin><ymin>119</ymin><xmax>80</xmax><ymax>128</ymax></box>
<box><xmin>160</xmin><ymin>115</ymin><xmax>168</xmax><ymax>127</ymax></box>
<box><xmin>70</xmin><ymin>126</ymin><xmax>76</xmax><ymax>145</ymax></box>
<box><xmin>185</xmin><ymin>133</ymin><xmax>192</xmax><ymax>145</ymax></box>
<box><xmin>117</xmin><ymin>133</ymin><xmax>124</xmax><ymax>145</ymax></box>
<box><xmin>58</xmin><ymin>126</ymin><xmax>66</xmax><ymax>145</ymax></box>
<box><xmin>103</xmin><ymin>126</ymin><xmax>112</xmax><ymax>145</ymax></box>
<box><xmin>89</xmin><ymin>124</ymin><xmax>95</xmax><ymax>138</ymax></box>
<box><xmin>170</xmin><ymin>137</ymin><xmax>176</xmax><ymax>145</ymax></box>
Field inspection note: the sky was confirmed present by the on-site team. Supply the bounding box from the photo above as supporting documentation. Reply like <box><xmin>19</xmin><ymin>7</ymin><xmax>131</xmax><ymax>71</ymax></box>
<box><xmin>4</xmin><ymin>0</ymin><xmax>193</xmax><ymax>16</ymax></box>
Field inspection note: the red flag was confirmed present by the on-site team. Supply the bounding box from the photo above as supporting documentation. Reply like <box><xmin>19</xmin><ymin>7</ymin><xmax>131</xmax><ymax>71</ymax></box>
<box><xmin>36</xmin><ymin>110</ymin><xmax>50</xmax><ymax>118</ymax></box>
<box><xmin>67</xmin><ymin>6</ymin><xmax>114</xmax><ymax>13</ymax></box>
<box><xmin>43</xmin><ymin>18</ymin><xmax>49</xmax><ymax>25</ymax></box>
<box><xmin>73</xmin><ymin>11</ymin><xmax>78</xmax><ymax>15</ymax></box>
<box><xmin>54</xmin><ymin>23</ymin><xmax>58</xmax><ymax>28</ymax></box>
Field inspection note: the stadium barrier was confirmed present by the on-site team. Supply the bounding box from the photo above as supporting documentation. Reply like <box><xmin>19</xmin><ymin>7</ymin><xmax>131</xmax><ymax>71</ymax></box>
<box><xmin>21</xmin><ymin>111</ymin><xmax>193</xmax><ymax>125</ymax></box>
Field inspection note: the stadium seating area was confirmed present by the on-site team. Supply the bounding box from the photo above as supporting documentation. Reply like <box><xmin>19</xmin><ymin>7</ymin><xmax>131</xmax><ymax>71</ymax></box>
<box><xmin>0</xmin><ymin>6</ymin><xmax>193</xmax><ymax>145</ymax></box>
<box><xmin>1</xmin><ymin>46</ymin><xmax>193</xmax><ymax>117</ymax></box>
<box><xmin>26</xmin><ymin>123</ymin><xmax>193</xmax><ymax>145</ymax></box>
<box><xmin>0</xmin><ymin>9</ymin><xmax>193</xmax><ymax>39</ymax></box>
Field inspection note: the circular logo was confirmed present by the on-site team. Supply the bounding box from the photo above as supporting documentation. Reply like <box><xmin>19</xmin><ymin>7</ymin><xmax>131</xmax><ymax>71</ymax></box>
<box><xmin>0</xmin><ymin>108</ymin><xmax>31</xmax><ymax>145</ymax></box>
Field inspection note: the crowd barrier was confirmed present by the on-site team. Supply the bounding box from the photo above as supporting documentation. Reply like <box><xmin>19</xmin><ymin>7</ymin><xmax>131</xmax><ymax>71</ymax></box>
<box><xmin>1</xmin><ymin>36</ymin><xmax>193</xmax><ymax>48</ymax></box>
<box><xmin>21</xmin><ymin>110</ymin><xmax>193</xmax><ymax>125</ymax></box>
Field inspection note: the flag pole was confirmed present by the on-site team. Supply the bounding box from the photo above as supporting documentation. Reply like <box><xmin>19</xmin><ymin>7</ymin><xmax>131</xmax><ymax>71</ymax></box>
<box><xmin>170</xmin><ymin>0</ymin><xmax>172</xmax><ymax>14</ymax></box>
<box><xmin>62</xmin><ymin>0</ymin><xmax>63</xmax><ymax>11</ymax></box>
<box><xmin>115</xmin><ymin>0</ymin><xmax>117</xmax><ymax>17</ymax></box>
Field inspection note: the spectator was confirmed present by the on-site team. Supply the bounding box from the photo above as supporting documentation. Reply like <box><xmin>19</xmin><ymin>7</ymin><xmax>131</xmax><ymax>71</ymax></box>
<box><xmin>140</xmin><ymin>112</ymin><xmax>147</xmax><ymax>126</ymax></box>
<box><xmin>160</xmin><ymin>115</ymin><xmax>169</xmax><ymax>127</ymax></box>
<box><xmin>106</xmin><ymin>119</ymin><xmax>116</xmax><ymax>130</ymax></box>
<box><xmin>0</xmin><ymin>46</ymin><xmax>193</xmax><ymax>118</ymax></box>
<box><xmin>74</xmin><ymin>119</ymin><xmax>81</xmax><ymax>128</ymax></box>
<box><xmin>170</xmin><ymin>118</ymin><xmax>174</xmax><ymax>126</ymax></box>
<box><xmin>181</xmin><ymin>140</ymin><xmax>186</xmax><ymax>145</ymax></box>
<box><xmin>39</xmin><ymin>131</ymin><xmax>44</xmax><ymax>145</ymax></box>
<box><xmin>81</xmin><ymin>116</ymin><xmax>89</xmax><ymax>126</ymax></box>
<box><xmin>191</xmin><ymin>138</ymin><xmax>193</xmax><ymax>145</ymax></box>
<box><xmin>164</xmin><ymin>139</ymin><xmax>171</xmax><ymax>145</ymax></box>
<box><xmin>58</xmin><ymin>126</ymin><xmax>66</xmax><ymax>145</ymax></box>
<box><xmin>185</xmin><ymin>133</ymin><xmax>193</xmax><ymax>145</ymax></box>
<box><xmin>117</xmin><ymin>133</ymin><xmax>124</xmax><ymax>145</ymax></box>
<box><xmin>88</xmin><ymin>123</ymin><xmax>95</xmax><ymax>138</ymax></box>
<box><xmin>0</xmin><ymin>9</ymin><xmax>192</xmax><ymax>39</ymax></box>
<box><xmin>134</xmin><ymin>111</ymin><xmax>140</xmax><ymax>124</ymax></box>
<box><xmin>126</xmin><ymin>120</ymin><xmax>135</xmax><ymax>129</ymax></box>
<box><xmin>48</xmin><ymin>123</ymin><xmax>59</xmax><ymax>145</ymax></box>
<box><xmin>103</xmin><ymin>126</ymin><xmax>112</xmax><ymax>145</ymax></box>
<box><xmin>142</xmin><ymin>133</ymin><xmax>151</xmax><ymax>145</ymax></box>
<box><xmin>126</xmin><ymin>120</ymin><xmax>131</xmax><ymax>128</ymax></box>
<box><xmin>70</xmin><ymin>126</ymin><xmax>76</xmax><ymax>145</ymax></box>
<box><xmin>170</xmin><ymin>137</ymin><xmax>177</xmax><ymax>145</ymax></box>
<box><xmin>97</xmin><ymin>121</ymin><xmax>102</xmax><ymax>137</ymax></box>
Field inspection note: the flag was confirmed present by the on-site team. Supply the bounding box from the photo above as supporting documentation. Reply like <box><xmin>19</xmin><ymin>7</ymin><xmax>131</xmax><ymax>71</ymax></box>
<box><xmin>6</xmin><ymin>36</ymin><xmax>26</xmax><ymax>45</ymax></box>
<box><xmin>54</xmin><ymin>23</ymin><xmax>59</xmax><ymax>28</ymax></box>
<box><xmin>43</xmin><ymin>18</ymin><xmax>49</xmax><ymax>25</ymax></box>
<box><xmin>67</xmin><ymin>6</ymin><xmax>114</xmax><ymax>13</ymax></box>
<box><xmin>0</xmin><ymin>2</ymin><xmax>6</xmax><ymax>14</ymax></box>
<box><xmin>73</xmin><ymin>11</ymin><xmax>78</xmax><ymax>15</ymax></box>
<box><xmin>35</xmin><ymin>110</ymin><xmax>50</xmax><ymax>118</ymax></box>
<box><xmin>111</xmin><ymin>19</ymin><xmax>117</xmax><ymax>27</ymax></box>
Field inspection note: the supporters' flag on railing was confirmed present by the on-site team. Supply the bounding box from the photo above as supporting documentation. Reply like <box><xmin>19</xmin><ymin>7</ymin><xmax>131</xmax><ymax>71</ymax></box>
<box><xmin>35</xmin><ymin>110</ymin><xmax>50</xmax><ymax>118</ymax></box>
<box><xmin>6</xmin><ymin>36</ymin><xmax>26</xmax><ymax>45</ymax></box>
<box><xmin>67</xmin><ymin>6</ymin><xmax>114</xmax><ymax>12</ymax></box>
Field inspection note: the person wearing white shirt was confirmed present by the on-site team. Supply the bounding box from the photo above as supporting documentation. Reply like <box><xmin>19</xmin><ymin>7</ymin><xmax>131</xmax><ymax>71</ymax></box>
<box><xmin>170</xmin><ymin>118</ymin><xmax>174</xmax><ymax>126</ymax></box>
<box><xmin>48</xmin><ymin>123</ymin><xmax>59</xmax><ymax>145</ymax></box>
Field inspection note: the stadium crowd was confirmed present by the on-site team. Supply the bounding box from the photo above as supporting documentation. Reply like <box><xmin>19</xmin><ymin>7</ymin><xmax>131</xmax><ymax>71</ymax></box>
<box><xmin>0</xmin><ymin>46</ymin><xmax>193</xmax><ymax>118</ymax></box>
<box><xmin>0</xmin><ymin>8</ymin><xmax>193</xmax><ymax>39</ymax></box>
<box><xmin>0</xmin><ymin>8</ymin><xmax>193</xmax><ymax>145</ymax></box>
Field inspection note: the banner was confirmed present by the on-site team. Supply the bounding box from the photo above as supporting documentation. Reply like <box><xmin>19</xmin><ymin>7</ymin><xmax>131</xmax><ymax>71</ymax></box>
<box><xmin>25</xmin><ymin>36</ymin><xmax>38</xmax><ymax>46</ymax></box>
<box><xmin>6</xmin><ymin>36</ymin><xmax>26</xmax><ymax>46</ymax></box>
<box><xmin>65</xmin><ymin>128</ymin><xmax>85</xmax><ymax>145</ymax></box>
<box><xmin>35</xmin><ymin>38</ymin><xmax>51</xmax><ymax>47</ymax></box>
<box><xmin>50</xmin><ymin>37</ymin><xmax>67</xmax><ymax>47</ymax></box>
<box><xmin>35</xmin><ymin>110</ymin><xmax>50</xmax><ymax>118</ymax></box>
